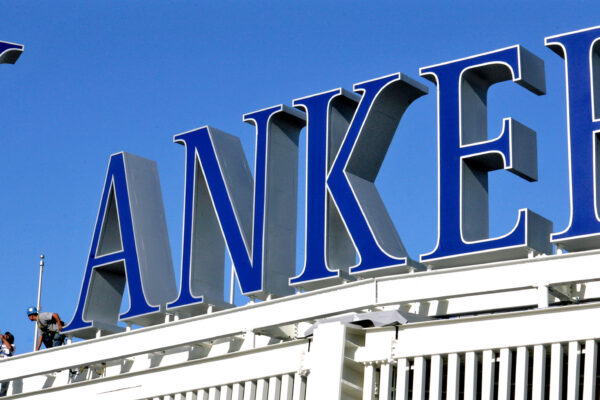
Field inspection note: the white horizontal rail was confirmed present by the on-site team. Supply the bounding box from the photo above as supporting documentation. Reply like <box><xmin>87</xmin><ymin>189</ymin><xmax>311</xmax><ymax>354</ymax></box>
<box><xmin>10</xmin><ymin>340</ymin><xmax>308</xmax><ymax>400</ymax></box>
<box><xmin>384</xmin><ymin>302</ymin><xmax>600</xmax><ymax>358</ymax></box>
<box><xmin>377</xmin><ymin>248</ymin><xmax>600</xmax><ymax>305</ymax></box>
<box><xmin>3</xmin><ymin>249</ymin><xmax>600</xmax><ymax>382</ymax></box>
<box><xmin>0</xmin><ymin>283</ymin><xmax>375</xmax><ymax>382</ymax></box>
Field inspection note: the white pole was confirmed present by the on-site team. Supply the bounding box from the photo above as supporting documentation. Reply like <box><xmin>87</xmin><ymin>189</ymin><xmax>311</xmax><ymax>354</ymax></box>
<box><xmin>33</xmin><ymin>254</ymin><xmax>44</xmax><ymax>352</ymax></box>
<box><xmin>229</xmin><ymin>265</ymin><xmax>235</xmax><ymax>305</ymax></box>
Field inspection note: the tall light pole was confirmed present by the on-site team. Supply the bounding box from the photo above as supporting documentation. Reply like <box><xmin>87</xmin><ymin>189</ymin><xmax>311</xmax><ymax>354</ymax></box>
<box><xmin>33</xmin><ymin>254</ymin><xmax>44</xmax><ymax>351</ymax></box>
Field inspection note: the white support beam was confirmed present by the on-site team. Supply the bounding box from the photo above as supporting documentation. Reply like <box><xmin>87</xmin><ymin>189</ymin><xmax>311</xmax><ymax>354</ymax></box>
<box><xmin>583</xmin><ymin>340</ymin><xmax>597</xmax><ymax>400</ymax></box>
<box><xmin>537</xmin><ymin>283</ymin><xmax>550</xmax><ymax>308</ymax></box>
<box><xmin>515</xmin><ymin>347</ymin><xmax>529</xmax><ymax>400</ymax></box>
<box><xmin>305</xmin><ymin>322</ymin><xmax>346</xmax><ymax>400</ymax></box>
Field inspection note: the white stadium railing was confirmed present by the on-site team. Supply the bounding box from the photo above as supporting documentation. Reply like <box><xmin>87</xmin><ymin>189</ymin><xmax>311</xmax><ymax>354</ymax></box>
<box><xmin>3</xmin><ymin>249</ymin><xmax>600</xmax><ymax>398</ymax></box>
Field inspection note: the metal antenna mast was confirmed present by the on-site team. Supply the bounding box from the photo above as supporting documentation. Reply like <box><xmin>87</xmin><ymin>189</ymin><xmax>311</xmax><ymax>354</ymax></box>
<box><xmin>33</xmin><ymin>254</ymin><xmax>44</xmax><ymax>351</ymax></box>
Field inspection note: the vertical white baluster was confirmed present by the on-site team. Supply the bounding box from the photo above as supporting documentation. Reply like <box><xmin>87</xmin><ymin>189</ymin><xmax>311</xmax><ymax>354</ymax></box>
<box><xmin>243</xmin><ymin>381</ymin><xmax>256</xmax><ymax>400</ymax></box>
<box><xmin>583</xmin><ymin>340</ymin><xmax>597</xmax><ymax>400</ymax></box>
<box><xmin>379</xmin><ymin>362</ymin><xmax>393</xmax><ymax>400</ymax></box>
<box><xmin>209</xmin><ymin>387</ymin><xmax>221</xmax><ymax>400</ymax></box>
<box><xmin>515</xmin><ymin>347</ymin><xmax>529</xmax><ymax>400</ymax></box>
<box><xmin>292</xmin><ymin>374</ymin><xmax>305</xmax><ymax>400</ymax></box>
<box><xmin>174</xmin><ymin>394</ymin><xmax>185</xmax><ymax>400</ymax></box>
<box><xmin>232</xmin><ymin>383</ymin><xmax>244</xmax><ymax>400</ymax></box>
<box><xmin>498</xmin><ymin>348</ymin><xmax>512</xmax><ymax>400</ymax></box>
<box><xmin>413</xmin><ymin>357</ymin><xmax>426</xmax><ymax>400</ymax></box>
<box><xmin>256</xmin><ymin>379</ymin><xmax>269</xmax><ymax>400</ymax></box>
<box><xmin>198</xmin><ymin>388</ymin><xmax>209</xmax><ymax>400</ymax></box>
<box><xmin>532</xmin><ymin>345</ymin><xmax>546</xmax><ymax>400</ymax></box>
<box><xmin>186</xmin><ymin>390</ymin><xmax>198</xmax><ymax>400</ymax></box>
<box><xmin>429</xmin><ymin>355</ymin><xmax>442</xmax><ymax>400</ymax></box>
<box><xmin>567</xmin><ymin>341</ymin><xmax>581</xmax><ymax>400</ymax></box>
<box><xmin>446</xmin><ymin>353</ymin><xmax>460</xmax><ymax>400</ymax></box>
<box><xmin>220</xmin><ymin>385</ymin><xmax>232</xmax><ymax>400</ymax></box>
<box><xmin>396</xmin><ymin>359</ymin><xmax>409</xmax><ymax>400</ymax></box>
<box><xmin>362</xmin><ymin>363</ymin><xmax>376</xmax><ymax>400</ymax></box>
<box><xmin>280</xmin><ymin>375</ymin><xmax>293</xmax><ymax>400</ymax></box>
<box><xmin>464</xmin><ymin>352</ymin><xmax>478</xmax><ymax>400</ymax></box>
<box><xmin>550</xmin><ymin>343</ymin><xmax>563</xmax><ymax>400</ymax></box>
<box><xmin>268</xmin><ymin>376</ymin><xmax>281</xmax><ymax>400</ymax></box>
<box><xmin>481</xmin><ymin>350</ymin><xmax>495</xmax><ymax>400</ymax></box>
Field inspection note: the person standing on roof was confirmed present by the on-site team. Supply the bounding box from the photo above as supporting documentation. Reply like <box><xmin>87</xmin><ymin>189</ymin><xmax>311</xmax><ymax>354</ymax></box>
<box><xmin>0</xmin><ymin>331</ymin><xmax>15</xmax><ymax>396</ymax></box>
<box><xmin>27</xmin><ymin>307</ymin><xmax>65</xmax><ymax>350</ymax></box>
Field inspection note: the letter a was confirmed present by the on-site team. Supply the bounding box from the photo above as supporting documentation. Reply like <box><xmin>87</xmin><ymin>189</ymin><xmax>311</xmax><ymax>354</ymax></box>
<box><xmin>65</xmin><ymin>152</ymin><xmax>177</xmax><ymax>338</ymax></box>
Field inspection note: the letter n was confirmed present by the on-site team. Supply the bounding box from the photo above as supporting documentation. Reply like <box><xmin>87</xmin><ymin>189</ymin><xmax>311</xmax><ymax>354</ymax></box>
<box><xmin>168</xmin><ymin>106</ymin><xmax>305</xmax><ymax>314</ymax></box>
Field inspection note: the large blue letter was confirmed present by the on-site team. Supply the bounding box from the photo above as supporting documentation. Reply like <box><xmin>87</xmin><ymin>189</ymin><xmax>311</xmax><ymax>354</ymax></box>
<box><xmin>66</xmin><ymin>153</ymin><xmax>177</xmax><ymax>338</ymax></box>
<box><xmin>168</xmin><ymin>105</ymin><xmax>305</xmax><ymax>312</ymax></box>
<box><xmin>290</xmin><ymin>73</ymin><xmax>427</xmax><ymax>290</ymax></box>
<box><xmin>420</xmin><ymin>46</ymin><xmax>553</xmax><ymax>268</ymax></box>
<box><xmin>546</xmin><ymin>26</ymin><xmax>600</xmax><ymax>252</ymax></box>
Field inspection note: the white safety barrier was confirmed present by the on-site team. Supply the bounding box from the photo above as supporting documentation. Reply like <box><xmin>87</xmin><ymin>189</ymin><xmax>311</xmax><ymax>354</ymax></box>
<box><xmin>4</xmin><ymin>250</ymin><xmax>600</xmax><ymax>398</ymax></box>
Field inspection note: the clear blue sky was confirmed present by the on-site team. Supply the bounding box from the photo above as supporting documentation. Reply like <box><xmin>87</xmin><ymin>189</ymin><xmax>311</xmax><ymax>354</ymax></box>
<box><xmin>0</xmin><ymin>1</ymin><xmax>597</xmax><ymax>353</ymax></box>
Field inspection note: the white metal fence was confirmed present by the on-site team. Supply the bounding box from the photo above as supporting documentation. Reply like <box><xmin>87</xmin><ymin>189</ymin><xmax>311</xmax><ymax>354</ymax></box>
<box><xmin>362</xmin><ymin>341</ymin><xmax>599</xmax><ymax>400</ymax></box>
<box><xmin>142</xmin><ymin>373</ymin><xmax>306</xmax><ymax>400</ymax></box>
<box><xmin>4</xmin><ymin>251</ymin><xmax>600</xmax><ymax>399</ymax></box>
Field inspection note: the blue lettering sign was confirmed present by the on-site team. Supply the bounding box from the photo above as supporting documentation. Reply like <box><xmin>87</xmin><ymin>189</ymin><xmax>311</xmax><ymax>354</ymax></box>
<box><xmin>62</xmin><ymin>25</ymin><xmax>600</xmax><ymax>337</ymax></box>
